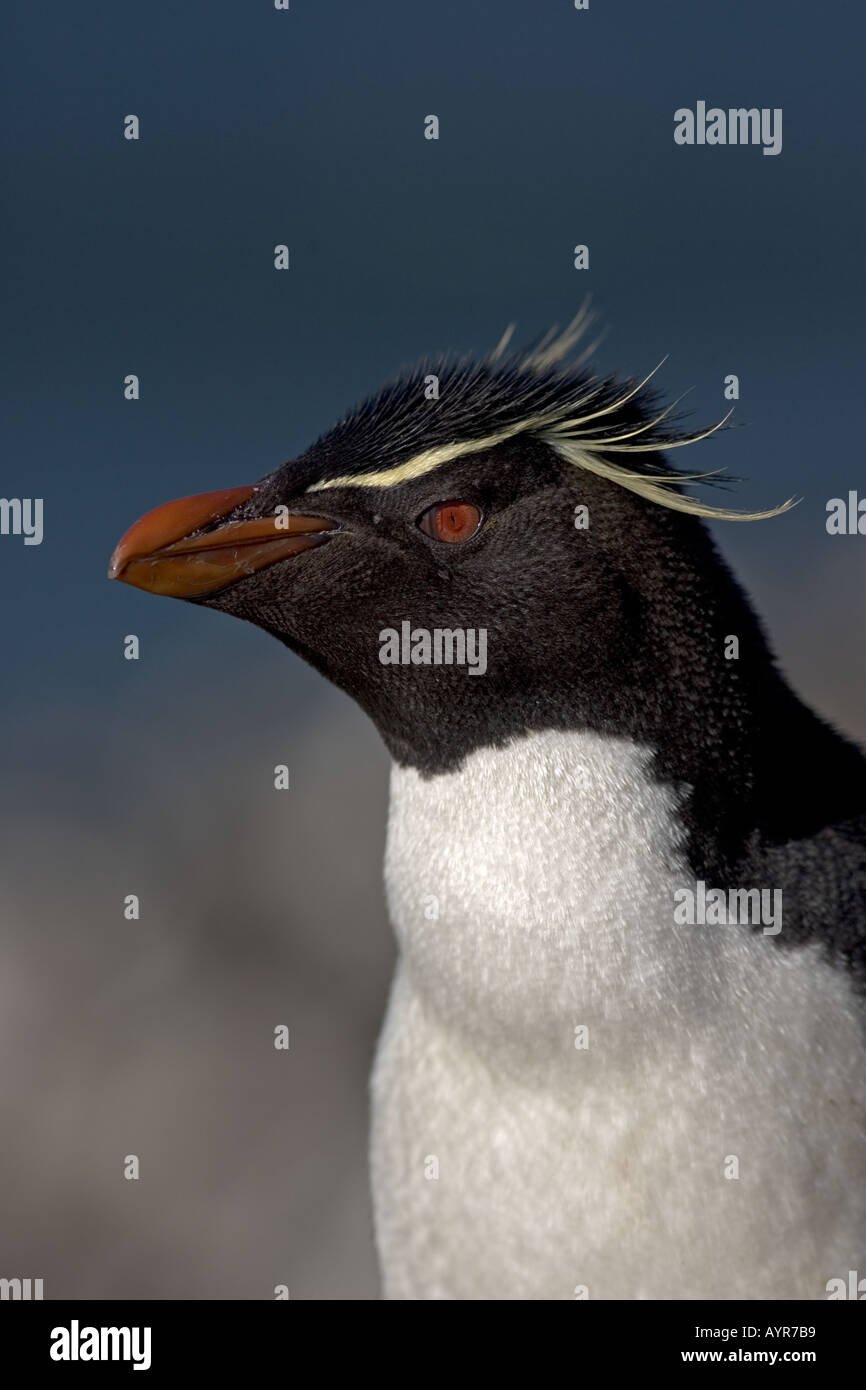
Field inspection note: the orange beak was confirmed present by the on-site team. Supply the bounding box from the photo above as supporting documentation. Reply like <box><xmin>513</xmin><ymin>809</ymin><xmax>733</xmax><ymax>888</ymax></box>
<box><xmin>108</xmin><ymin>485</ymin><xmax>335</xmax><ymax>599</ymax></box>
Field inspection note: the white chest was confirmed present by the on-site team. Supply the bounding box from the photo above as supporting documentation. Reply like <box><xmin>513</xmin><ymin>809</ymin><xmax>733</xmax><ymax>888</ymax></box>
<box><xmin>371</xmin><ymin>730</ymin><xmax>866</xmax><ymax>1298</ymax></box>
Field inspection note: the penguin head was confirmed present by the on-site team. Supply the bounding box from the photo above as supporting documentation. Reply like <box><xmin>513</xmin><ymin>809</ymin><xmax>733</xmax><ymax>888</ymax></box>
<box><xmin>109</xmin><ymin>318</ymin><xmax>792</xmax><ymax>771</ymax></box>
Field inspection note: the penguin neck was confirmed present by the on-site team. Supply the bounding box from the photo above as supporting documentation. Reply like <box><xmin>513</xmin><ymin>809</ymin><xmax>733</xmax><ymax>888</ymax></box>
<box><xmin>371</xmin><ymin>559</ymin><xmax>774</xmax><ymax>882</ymax></box>
<box><xmin>373</xmin><ymin>518</ymin><xmax>863</xmax><ymax>886</ymax></box>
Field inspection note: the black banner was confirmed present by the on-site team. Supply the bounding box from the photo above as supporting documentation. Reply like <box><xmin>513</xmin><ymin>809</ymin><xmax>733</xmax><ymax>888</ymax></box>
<box><xmin>1</xmin><ymin>1300</ymin><xmax>860</xmax><ymax>1375</ymax></box>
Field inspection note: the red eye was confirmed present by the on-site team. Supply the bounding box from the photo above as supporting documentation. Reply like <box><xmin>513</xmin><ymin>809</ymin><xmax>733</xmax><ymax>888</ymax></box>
<box><xmin>418</xmin><ymin>500</ymin><xmax>482</xmax><ymax>543</ymax></box>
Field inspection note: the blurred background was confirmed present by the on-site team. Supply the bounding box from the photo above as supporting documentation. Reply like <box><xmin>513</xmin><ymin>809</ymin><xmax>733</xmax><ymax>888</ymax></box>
<box><xmin>1</xmin><ymin>0</ymin><xmax>864</xmax><ymax>1298</ymax></box>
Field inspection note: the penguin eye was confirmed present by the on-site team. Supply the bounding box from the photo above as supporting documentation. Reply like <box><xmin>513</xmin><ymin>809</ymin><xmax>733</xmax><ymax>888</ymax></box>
<box><xmin>417</xmin><ymin>501</ymin><xmax>482</xmax><ymax>544</ymax></box>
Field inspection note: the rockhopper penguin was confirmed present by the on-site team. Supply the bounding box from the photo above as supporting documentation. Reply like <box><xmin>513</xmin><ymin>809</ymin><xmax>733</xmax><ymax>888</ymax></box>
<box><xmin>109</xmin><ymin>315</ymin><xmax>866</xmax><ymax>1300</ymax></box>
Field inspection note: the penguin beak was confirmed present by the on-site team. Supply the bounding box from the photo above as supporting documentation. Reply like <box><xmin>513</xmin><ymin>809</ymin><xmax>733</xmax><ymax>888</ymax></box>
<box><xmin>108</xmin><ymin>485</ymin><xmax>336</xmax><ymax>599</ymax></box>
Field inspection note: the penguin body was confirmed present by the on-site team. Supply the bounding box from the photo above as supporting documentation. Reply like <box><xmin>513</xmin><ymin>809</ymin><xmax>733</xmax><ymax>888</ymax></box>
<box><xmin>374</xmin><ymin>730</ymin><xmax>866</xmax><ymax>1299</ymax></box>
<box><xmin>109</xmin><ymin>315</ymin><xmax>866</xmax><ymax>1299</ymax></box>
